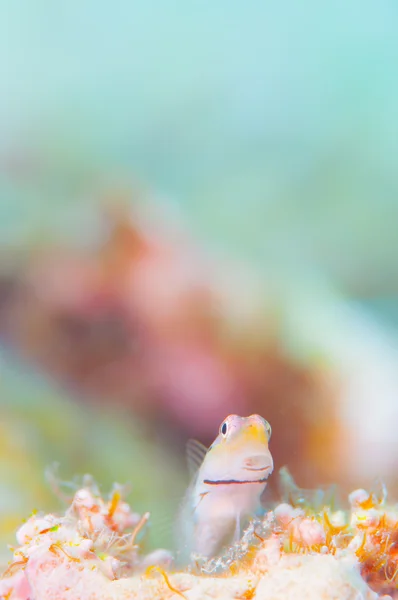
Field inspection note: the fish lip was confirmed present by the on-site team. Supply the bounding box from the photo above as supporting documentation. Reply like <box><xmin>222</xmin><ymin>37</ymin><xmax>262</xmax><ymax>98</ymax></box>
<box><xmin>244</xmin><ymin>465</ymin><xmax>273</xmax><ymax>472</ymax></box>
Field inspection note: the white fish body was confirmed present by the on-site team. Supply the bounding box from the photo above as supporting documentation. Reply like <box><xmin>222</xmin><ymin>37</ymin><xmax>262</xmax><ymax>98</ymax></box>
<box><xmin>178</xmin><ymin>414</ymin><xmax>273</xmax><ymax>560</ymax></box>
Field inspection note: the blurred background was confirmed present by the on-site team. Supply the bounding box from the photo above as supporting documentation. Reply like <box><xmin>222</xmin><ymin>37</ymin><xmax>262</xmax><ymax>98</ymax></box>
<box><xmin>1</xmin><ymin>0</ymin><xmax>398</xmax><ymax>560</ymax></box>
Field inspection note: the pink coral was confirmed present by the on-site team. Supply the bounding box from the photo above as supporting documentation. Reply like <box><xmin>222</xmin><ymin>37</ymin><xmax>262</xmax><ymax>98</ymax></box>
<box><xmin>2</xmin><ymin>475</ymin><xmax>395</xmax><ymax>599</ymax></box>
<box><xmin>0</xmin><ymin>481</ymin><xmax>172</xmax><ymax>600</ymax></box>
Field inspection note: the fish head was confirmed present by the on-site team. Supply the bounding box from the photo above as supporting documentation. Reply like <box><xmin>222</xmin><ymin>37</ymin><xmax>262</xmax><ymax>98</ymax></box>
<box><xmin>200</xmin><ymin>414</ymin><xmax>274</xmax><ymax>483</ymax></box>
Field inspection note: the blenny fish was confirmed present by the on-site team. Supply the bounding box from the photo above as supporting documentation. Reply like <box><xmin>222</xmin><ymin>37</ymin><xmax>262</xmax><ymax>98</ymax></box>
<box><xmin>178</xmin><ymin>414</ymin><xmax>273</xmax><ymax>560</ymax></box>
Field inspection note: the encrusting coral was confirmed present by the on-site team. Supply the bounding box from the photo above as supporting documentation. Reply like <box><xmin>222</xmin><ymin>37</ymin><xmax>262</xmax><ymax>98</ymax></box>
<box><xmin>0</xmin><ymin>472</ymin><xmax>397</xmax><ymax>599</ymax></box>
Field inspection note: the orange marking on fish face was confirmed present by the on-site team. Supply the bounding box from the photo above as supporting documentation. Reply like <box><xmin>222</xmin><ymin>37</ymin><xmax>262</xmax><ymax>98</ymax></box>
<box><xmin>249</xmin><ymin>414</ymin><xmax>272</xmax><ymax>440</ymax></box>
<box><xmin>240</xmin><ymin>421</ymin><xmax>269</xmax><ymax>446</ymax></box>
<box><xmin>214</xmin><ymin>415</ymin><xmax>271</xmax><ymax>450</ymax></box>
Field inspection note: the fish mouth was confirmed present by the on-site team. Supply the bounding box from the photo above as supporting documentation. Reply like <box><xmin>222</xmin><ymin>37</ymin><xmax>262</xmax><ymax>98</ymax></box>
<box><xmin>243</xmin><ymin>453</ymin><xmax>273</xmax><ymax>476</ymax></box>
<box><xmin>244</xmin><ymin>465</ymin><xmax>272</xmax><ymax>472</ymax></box>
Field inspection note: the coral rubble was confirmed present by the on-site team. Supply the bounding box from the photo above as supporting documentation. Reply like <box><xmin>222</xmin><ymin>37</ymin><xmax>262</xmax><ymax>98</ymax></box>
<box><xmin>1</xmin><ymin>474</ymin><xmax>397</xmax><ymax>599</ymax></box>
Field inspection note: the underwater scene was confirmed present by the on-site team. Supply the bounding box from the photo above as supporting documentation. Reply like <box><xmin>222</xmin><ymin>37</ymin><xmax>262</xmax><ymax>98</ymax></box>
<box><xmin>1</xmin><ymin>2</ymin><xmax>398</xmax><ymax>598</ymax></box>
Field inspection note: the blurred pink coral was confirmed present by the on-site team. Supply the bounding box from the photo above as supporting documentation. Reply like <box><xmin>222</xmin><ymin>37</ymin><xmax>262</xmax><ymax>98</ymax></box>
<box><xmin>0</xmin><ymin>203</ymin><xmax>339</xmax><ymax>494</ymax></box>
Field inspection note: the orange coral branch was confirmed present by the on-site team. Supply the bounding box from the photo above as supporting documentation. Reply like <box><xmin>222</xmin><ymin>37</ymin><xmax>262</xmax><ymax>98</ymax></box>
<box><xmin>108</xmin><ymin>491</ymin><xmax>121</xmax><ymax>519</ymax></box>
<box><xmin>1</xmin><ymin>557</ymin><xmax>28</xmax><ymax>579</ymax></box>
<box><xmin>49</xmin><ymin>543</ymin><xmax>81</xmax><ymax>563</ymax></box>
<box><xmin>130</xmin><ymin>511</ymin><xmax>150</xmax><ymax>546</ymax></box>
<box><xmin>146</xmin><ymin>566</ymin><xmax>187</xmax><ymax>599</ymax></box>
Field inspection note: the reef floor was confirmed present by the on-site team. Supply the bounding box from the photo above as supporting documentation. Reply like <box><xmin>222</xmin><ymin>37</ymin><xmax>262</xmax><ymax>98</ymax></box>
<box><xmin>0</xmin><ymin>473</ymin><xmax>397</xmax><ymax>599</ymax></box>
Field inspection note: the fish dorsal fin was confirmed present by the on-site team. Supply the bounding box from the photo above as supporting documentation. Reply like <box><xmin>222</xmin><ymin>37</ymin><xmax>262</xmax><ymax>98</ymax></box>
<box><xmin>186</xmin><ymin>438</ymin><xmax>208</xmax><ymax>480</ymax></box>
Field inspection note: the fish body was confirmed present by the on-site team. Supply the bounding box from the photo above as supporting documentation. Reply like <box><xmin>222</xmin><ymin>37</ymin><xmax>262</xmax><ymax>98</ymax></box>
<box><xmin>178</xmin><ymin>414</ymin><xmax>273</xmax><ymax>560</ymax></box>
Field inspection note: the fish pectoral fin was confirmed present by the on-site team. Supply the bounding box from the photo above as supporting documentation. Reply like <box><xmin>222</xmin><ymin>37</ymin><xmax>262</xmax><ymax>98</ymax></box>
<box><xmin>186</xmin><ymin>439</ymin><xmax>208</xmax><ymax>480</ymax></box>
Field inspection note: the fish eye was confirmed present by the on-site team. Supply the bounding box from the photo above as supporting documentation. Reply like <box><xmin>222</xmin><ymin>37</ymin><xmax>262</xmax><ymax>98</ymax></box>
<box><xmin>220</xmin><ymin>421</ymin><xmax>228</xmax><ymax>437</ymax></box>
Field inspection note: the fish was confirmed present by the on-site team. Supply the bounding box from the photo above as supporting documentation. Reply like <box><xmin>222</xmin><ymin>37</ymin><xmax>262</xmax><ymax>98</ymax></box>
<box><xmin>177</xmin><ymin>414</ymin><xmax>273</xmax><ymax>560</ymax></box>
